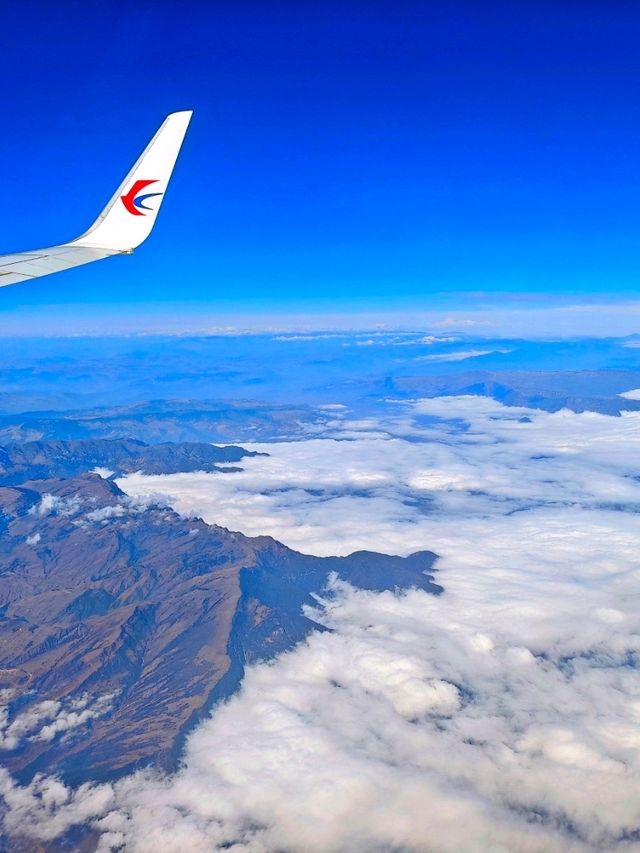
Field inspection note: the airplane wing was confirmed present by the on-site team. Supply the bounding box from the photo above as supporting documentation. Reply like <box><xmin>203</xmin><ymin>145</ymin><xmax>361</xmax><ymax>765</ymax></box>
<box><xmin>0</xmin><ymin>110</ymin><xmax>192</xmax><ymax>289</ymax></box>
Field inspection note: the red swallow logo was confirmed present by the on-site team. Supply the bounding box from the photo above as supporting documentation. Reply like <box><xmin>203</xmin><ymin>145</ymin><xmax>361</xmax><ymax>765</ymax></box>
<box><xmin>121</xmin><ymin>179</ymin><xmax>163</xmax><ymax>216</ymax></box>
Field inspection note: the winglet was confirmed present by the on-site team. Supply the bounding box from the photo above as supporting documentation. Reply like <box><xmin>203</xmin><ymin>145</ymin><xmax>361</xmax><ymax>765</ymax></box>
<box><xmin>71</xmin><ymin>111</ymin><xmax>192</xmax><ymax>252</ymax></box>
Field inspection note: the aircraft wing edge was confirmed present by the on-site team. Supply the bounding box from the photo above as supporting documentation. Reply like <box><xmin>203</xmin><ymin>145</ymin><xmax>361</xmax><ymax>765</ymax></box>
<box><xmin>0</xmin><ymin>110</ymin><xmax>192</xmax><ymax>289</ymax></box>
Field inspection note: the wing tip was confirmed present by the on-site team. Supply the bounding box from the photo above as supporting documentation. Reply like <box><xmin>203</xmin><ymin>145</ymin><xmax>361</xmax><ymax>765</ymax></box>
<box><xmin>167</xmin><ymin>109</ymin><xmax>194</xmax><ymax>121</ymax></box>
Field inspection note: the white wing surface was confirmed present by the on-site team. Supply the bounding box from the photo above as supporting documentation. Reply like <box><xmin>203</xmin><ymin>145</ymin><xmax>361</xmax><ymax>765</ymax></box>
<box><xmin>0</xmin><ymin>111</ymin><xmax>192</xmax><ymax>289</ymax></box>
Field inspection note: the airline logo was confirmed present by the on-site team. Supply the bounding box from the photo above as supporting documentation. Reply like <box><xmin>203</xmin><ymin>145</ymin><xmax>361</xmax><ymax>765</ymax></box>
<box><xmin>121</xmin><ymin>179</ymin><xmax>163</xmax><ymax>216</ymax></box>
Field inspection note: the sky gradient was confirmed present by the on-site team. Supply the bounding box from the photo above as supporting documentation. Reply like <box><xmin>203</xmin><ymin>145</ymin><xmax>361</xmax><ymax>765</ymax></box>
<box><xmin>1</xmin><ymin>1</ymin><xmax>640</xmax><ymax>333</ymax></box>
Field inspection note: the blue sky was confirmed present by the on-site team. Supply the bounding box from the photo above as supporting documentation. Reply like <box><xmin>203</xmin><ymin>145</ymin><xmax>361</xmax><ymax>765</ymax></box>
<box><xmin>1</xmin><ymin>1</ymin><xmax>640</xmax><ymax>334</ymax></box>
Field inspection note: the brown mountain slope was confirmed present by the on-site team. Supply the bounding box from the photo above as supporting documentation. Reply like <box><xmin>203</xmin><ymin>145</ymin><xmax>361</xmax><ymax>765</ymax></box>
<box><xmin>0</xmin><ymin>473</ymin><xmax>440</xmax><ymax>785</ymax></box>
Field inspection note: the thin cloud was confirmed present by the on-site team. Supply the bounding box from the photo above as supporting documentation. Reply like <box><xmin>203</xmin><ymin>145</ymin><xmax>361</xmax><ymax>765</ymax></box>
<box><xmin>415</xmin><ymin>348</ymin><xmax>512</xmax><ymax>362</ymax></box>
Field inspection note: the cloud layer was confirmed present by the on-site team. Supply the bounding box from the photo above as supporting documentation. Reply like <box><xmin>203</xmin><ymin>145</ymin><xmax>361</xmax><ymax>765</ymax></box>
<box><xmin>2</xmin><ymin>396</ymin><xmax>640</xmax><ymax>850</ymax></box>
<box><xmin>120</xmin><ymin>396</ymin><xmax>640</xmax><ymax>556</ymax></box>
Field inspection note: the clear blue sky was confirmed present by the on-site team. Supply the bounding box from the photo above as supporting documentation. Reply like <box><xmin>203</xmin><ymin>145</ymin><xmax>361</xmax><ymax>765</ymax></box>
<box><xmin>1</xmin><ymin>1</ymin><xmax>640</xmax><ymax>332</ymax></box>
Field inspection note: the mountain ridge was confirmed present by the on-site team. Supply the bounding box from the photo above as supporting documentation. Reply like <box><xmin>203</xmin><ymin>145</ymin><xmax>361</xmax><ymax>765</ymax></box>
<box><xmin>0</xmin><ymin>454</ymin><xmax>440</xmax><ymax>785</ymax></box>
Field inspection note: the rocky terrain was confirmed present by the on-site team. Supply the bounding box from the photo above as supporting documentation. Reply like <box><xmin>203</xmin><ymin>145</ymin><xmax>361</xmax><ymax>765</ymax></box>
<box><xmin>0</xmin><ymin>437</ymin><xmax>259</xmax><ymax>484</ymax></box>
<box><xmin>0</xmin><ymin>400</ymin><xmax>321</xmax><ymax>445</ymax></box>
<box><xmin>0</xmin><ymin>441</ymin><xmax>440</xmax><ymax>785</ymax></box>
<box><xmin>1</xmin><ymin>367</ymin><xmax>639</xmax><ymax>452</ymax></box>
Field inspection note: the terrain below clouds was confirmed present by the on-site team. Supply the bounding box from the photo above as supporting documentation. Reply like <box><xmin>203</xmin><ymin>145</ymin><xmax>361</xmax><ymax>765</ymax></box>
<box><xmin>0</xmin><ymin>333</ymin><xmax>639</xmax><ymax>446</ymax></box>
<box><xmin>0</xmin><ymin>333</ymin><xmax>639</xmax><ymax>851</ymax></box>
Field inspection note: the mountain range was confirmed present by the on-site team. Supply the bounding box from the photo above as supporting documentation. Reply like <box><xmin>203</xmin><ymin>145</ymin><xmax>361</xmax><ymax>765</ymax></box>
<box><xmin>0</xmin><ymin>440</ymin><xmax>440</xmax><ymax>785</ymax></box>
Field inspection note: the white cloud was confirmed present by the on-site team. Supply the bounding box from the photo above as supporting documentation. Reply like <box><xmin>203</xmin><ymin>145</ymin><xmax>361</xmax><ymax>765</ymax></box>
<box><xmin>28</xmin><ymin>493</ymin><xmax>82</xmax><ymax>518</ymax></box>
<box><xmin>117</xmin><ymin>400</ymin><xmax>640</xmax><ymax>555</ymax></box>
<box><xmin>274</xmin><ymin>333</ymin><xmax>349</xmax><ymax>342</ymax></box>
<box><xmin>25</xmin><ymin>532</ymin><xmax>40</xmax><ymax>546</ymax></box>
<box><xmin>84</xmin><ymin>504</ymin><xmax>128</xmax><ymax>524</ymax></box>
<box><xmin>92</xmin><ymin>467</ymin><xmax>115</xmax><ymax>479</ymax></box>
<box><xmin>620</xmin><ymin>389</ymin><xmax>640</xmax><ymax>400</ymax></box>
<box><xmin>0</xmin><ymin>701</ymin><xmax>61</xmax><ymax>751</ymax></box>
<box><xmin>3</xmin><ymin>396</ymin><xmax>640</xmax><ymax>849</ymax></box>
<box><xmin>0</xmin><ymin>770</ymin><xmax>115</xmax><ymax>844</ymax></box>
<box><xmin>35</xmin><ymin>693</ymin><xmax>116</xmax><ymax>743</ymax></box>
<box><xmin>434</xmin><ymin>317</ymin><xmax>491</xmax><ymax>329</ymax></box>
<box><xmin>78</xmin><ymin>496</ymin><xmax>156</xmax><ymax>527</ymax></box>
<box><xmin>0</xmin><ymin>693</ymin><xmax>116</xmax><ymax>752</ymax></box>
<box><xmin>417</xmin><ymin>335</ymin><xmax>458</xmax><ymax>345</ymax></box>
<box><xmin>416</xmin><ymin>348</ymin><xmax>512</xmax><ymax>362</ymax></box>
